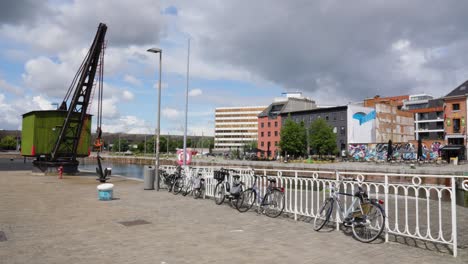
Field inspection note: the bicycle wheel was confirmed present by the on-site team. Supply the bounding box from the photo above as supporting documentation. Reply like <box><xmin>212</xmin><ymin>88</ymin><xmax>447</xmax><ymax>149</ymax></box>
<box><xmin>193</xmin><ymin>188</ymin><xmax>201</xmax><ymax>199</ymax></box>
<box><xmin>165</xmin><ymin>175</ymin><xmax>174</xmax><ymax>192</ymax></box>
<box><xmin>313</xmin><ymin>198</ymin><xmax>334</xmax><ymax>231</ymax></box>
<box><xmin>263</xmin><ymin>189</ymin><xmax>285</xmax><ymax>218</ymax></box>
<box><xmin>172</xmin><ymin>176</ymin><xmax>184</xmax><ymax>195</ymax></box>
<box><xmin>352</xmin><ymin>202</ymin><xmax>385</xmax><ymax>243</ymax></box>
<box><xmin>214</xmin><ymin>182</ymin><xmax>225</xmax><ymax>205</ymax></box>
<box><xmin>182</xmin><ymin>179</ymin><xmax>191</xmax><ymax>196</ymax></box>
<box><xmin>236</xmin><ymin>188</ymin><xmax>256</xmax><ymax>213</ymax></box>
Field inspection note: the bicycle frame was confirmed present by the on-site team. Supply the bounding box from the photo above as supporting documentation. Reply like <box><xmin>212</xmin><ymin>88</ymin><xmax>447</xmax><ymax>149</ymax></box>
<box><xmin>332</xmin><ymin>191</ymin><xmax>362</xmax><ymax>221</ymax></box>
<box><xmin>251</xmin><ymin>176</ymin><xmax>276</xmax><ymax>205</ymax></box>
<box><xmin>328</xmin><ymin>180</ymin><xmax>365</xmax><ymax>222</ymax></box>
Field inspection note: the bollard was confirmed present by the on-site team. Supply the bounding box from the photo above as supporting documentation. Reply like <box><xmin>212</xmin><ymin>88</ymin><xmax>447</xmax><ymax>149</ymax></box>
<box><xmin>58</xmin><ymin>166</ymin><xmax>63</xmax><ymax>179</ymax></box>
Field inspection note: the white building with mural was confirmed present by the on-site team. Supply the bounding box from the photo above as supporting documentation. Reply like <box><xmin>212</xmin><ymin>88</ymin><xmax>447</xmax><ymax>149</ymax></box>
<box><xmin>347</xmin><ymin>104</ymin><xmax>376</xmax><ymax>144</ymax></box>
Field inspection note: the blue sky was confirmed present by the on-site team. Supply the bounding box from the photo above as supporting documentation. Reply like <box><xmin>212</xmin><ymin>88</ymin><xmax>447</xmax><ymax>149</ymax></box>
<box><xmin>1</xmin><ymin>1</ymin><xmax>468</xmax><ymax>136</ymax></box>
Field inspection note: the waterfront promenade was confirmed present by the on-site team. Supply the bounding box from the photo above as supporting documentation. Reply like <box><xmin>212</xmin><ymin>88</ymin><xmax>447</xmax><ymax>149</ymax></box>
<box><xmin>0</xmin><ymin>164</ymin><xmax>467</xmax><ymax>263</ymax></box>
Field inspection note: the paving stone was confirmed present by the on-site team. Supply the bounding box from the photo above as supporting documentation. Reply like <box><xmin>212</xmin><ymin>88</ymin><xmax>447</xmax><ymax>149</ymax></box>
<box><xmin>0</xmin><ymin>170</ymin><xmax>466</xmax><ymax>264</ymax></box>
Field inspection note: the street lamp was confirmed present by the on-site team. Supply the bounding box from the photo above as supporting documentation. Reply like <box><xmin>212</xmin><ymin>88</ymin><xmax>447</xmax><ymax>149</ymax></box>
<box><xmin>147</xmin><ymin>47</ymin><xmax>162</xmax><ymax>191</ymax></box>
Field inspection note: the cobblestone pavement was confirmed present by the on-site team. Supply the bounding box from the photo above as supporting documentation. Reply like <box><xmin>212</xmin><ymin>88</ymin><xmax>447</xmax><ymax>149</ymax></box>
<box><xmin>0</xmin><ymin>171</ymin><xmax>467</xmax><ymax>264</ymax></box>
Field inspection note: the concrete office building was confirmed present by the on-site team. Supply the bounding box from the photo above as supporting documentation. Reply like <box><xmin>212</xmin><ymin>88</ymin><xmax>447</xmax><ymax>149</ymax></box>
<box><xmin>214</xmin><ymin>106</ymin><xmax>267</xmax><ymax>152</ymax></box>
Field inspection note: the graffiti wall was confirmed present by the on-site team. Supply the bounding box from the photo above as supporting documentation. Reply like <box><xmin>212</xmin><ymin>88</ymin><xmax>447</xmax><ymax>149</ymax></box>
<box><xmin>348</xmin><ymin>140</ymin><xmax>444</xmax><ymax>161</ymax></box>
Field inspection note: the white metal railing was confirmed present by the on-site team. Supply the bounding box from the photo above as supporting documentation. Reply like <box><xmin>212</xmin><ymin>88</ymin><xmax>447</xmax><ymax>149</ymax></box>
<box><xmin>159</xmin><ymin>165</ymin><xmax>468</xmax><ymax>257</ymax></box>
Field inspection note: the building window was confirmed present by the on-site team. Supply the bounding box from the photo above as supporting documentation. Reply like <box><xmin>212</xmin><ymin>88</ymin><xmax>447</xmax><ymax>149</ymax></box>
<box><xmin>325</xmin><ymin>115</ymin><xmax>329</xmax><ymax>121</ymax></box>
<box><xmin>274</xmin><ymin>121</ymin><xmax>278</xmax><ymax>127</ymax></box>
<box><xmin>268</xmin><ymin>122</ymin><xmax>271</xmax><ymax>127</ymax></box>
<box><xmin>453</xmin><ymin>104</ymin><xmax>460</xmax><ymax>111</ymax></box>
<box><xmin>340</xmin><ymin>112</ymin><xmax>345</xmax><ymax>120</ymax></box>
<box><xmin>261</xmin><ymin>123</ymin><xmax>264</xmax><ymax>128</ymax></box>
<box><xmin>268</xmin><ymin>131</ymin><xmax>271</xmax><ymax>137</ymax></box>
<box><xmin>275</xmin><ymin>141</ymin><xmax>278</xmax><ymax>146</ymax></box>
<box><xmin>454</xmin><ymin>118</ymin><xmax>461</xmax><ymax>133</ymax></box>
<box><xmin>261</xmin><ymin>132</ymin><xmax>264</xmax><ymax>137</ymax></box>
<box><xmin>261</xmin><ymin>141</ymin><xmax>264</xmax><ymax>147</ymax></box>
<box><xmin>275</xmin><ymin>131</ymin><xmax>278</xmax><ymax>136</ymax></box>
<box><xmin>340</xmin><ymin>126</ymin><xmax>345</xmax><ymax>135</ymax></box>
<box><xmin>333</xmin><ymin>113</ymin><xmax>337</xmax><ymax>120</ymax></box>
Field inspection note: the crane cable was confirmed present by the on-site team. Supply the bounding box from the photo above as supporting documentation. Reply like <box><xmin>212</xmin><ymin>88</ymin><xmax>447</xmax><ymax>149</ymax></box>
<box><xmin>94</xmin><ymin>41</ymin><xmax>106</xmax><ymax>150</ymax></box>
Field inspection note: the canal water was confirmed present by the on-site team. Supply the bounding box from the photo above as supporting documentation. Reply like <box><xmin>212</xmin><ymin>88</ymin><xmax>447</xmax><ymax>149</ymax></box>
<box><xmin>79</xmin><ymin>160</ymin><xmax>147</xmax><ymax>180</ymax></box>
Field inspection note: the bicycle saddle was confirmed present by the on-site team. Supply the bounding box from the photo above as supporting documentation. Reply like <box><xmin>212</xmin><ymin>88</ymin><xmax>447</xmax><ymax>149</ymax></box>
<box><xmin>267</xmin><ymin>178</ymin><xmax>276</xmax><ymax>183</ymax></box>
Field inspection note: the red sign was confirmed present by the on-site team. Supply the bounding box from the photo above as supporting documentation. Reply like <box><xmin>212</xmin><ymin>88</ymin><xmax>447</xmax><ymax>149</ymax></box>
<box><xmin>177</xmin><ymin>149</ymin><xmax>192</xmax><ymax>165</ymax></box>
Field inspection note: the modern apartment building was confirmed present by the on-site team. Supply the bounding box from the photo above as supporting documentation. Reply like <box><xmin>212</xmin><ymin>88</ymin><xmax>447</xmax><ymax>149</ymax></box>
<box><xmin>402</xmin><ymin>95</ymin><xmax>444</xmax><ymax>141</ymax></box>
<box><xmin>214</xmin><ymin>106</ymin><xmax>267</xmax><ymax>152</ymax></box>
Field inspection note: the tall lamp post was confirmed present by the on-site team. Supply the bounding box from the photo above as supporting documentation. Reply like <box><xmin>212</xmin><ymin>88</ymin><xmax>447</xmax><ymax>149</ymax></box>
<box><xmin>147</xmin><ymin>47</ymin><xmax>162</xmax><ymax>191</ymax></box>
<box><xmin>183</xmin><ymin>38</ymin><xmax>190</xmax><ymax>166</ymax></box>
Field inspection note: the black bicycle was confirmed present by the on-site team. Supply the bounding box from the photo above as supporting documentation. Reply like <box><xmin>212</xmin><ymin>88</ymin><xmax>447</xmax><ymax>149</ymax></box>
<box><xmin>171</xmin><ymin>166</ymin><xmax>186</xmax><ymax>195</ymax></box>
<box><xmin>236</xmin><ymin>173</ymin><xmax>285</xmax><ymax>218</ymax></box>
<box><xmin>158</xmin><ymin>169</ymin><xmax>175</xmax><ymax>192</ymax></box>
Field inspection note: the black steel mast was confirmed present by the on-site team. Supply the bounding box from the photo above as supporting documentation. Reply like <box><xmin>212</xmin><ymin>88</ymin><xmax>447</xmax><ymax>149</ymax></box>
<box><xmin>50</xmin><ymin>23</ymin><xmax>107</xmax><ymax>162</ymax></box>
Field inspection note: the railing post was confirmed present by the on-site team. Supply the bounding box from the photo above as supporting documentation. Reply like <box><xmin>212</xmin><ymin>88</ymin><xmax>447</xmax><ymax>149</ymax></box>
<box><xmin>384</xmin><ymin>174</ymin><xmax>389</xmax><ymax>243</ymax></box>
<box><xmin>335</xmin><ymin>170</ymin><xmax>340</xmax><ymax>231</ymax></box>
<box><xmin>451</xmin><ymin>177</ymin><xmax>457</xmax><ymax>257</ymax></box>
<box><xmin>294</xmin><ymin>171</ymin><xmax>298</xmax><ymax>221</ymax></box>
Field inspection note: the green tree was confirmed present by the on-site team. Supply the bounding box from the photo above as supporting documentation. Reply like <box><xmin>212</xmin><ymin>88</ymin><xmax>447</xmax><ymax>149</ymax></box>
<box><xmin>309</xmin><ymin>118</ymin><xmax>337</xmax><ymax>157</ymax></box>
<box><xmin>112</xmin><ymin>139</ymin><xmax>129</xmax><ymax>152</ymax></box>
<box><xmin>279</xmin><ymin>117</ymin><xmax>307</xmax><ymax>157</ymax></box>
<box><xmin>248</xmin><ymin>140</ymin><xmax>257</xmax><ymax>151</ymax></box>
<box><xmin>0</xmin><ymin>136</ymin><xmax>16</xmax><ymax>150</ymax></box>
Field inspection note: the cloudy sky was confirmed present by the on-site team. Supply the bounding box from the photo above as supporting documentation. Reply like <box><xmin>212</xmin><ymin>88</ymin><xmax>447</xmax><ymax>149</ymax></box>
<box><xmin>1</xmin><ymin>1</ymin><xmax>468</xmax><ymax>136</ymax></box>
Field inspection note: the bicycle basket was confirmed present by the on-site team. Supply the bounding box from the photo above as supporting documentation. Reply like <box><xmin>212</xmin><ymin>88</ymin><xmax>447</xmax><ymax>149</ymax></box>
<box><xmin>213</xmin><ymin>170</ymin><xmax>225</xmax><ymax>181</ymax></box>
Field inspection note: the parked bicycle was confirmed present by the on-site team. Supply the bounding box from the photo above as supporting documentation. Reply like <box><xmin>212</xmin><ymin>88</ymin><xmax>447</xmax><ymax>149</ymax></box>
<box><xmin>236</xmin><ymin>172</ymin><xmax>285</xmax><ymax>218</ymax></box>
<box><xmin>171</xmin><ymin>165</ymin><xmax>186</xmax><ymax>195</ymax></box>
<box><xmin>182</xmin><ymin>171</ymin><xmax>206</xmax><ymax>199</ymax></box>
<box><xmin>213</xmin><ymin>168</ymin><xmax>244</xmax><ymax>206</ymax></box>
<box><xmin>158</xmin><ymin>169</ymin><xmax>175</xmax><ymax>191</ymax></box>
<box><xmin>313</xmin><ymin>177</ymin><xmax>386</xmax><ymax>243</ymax></box>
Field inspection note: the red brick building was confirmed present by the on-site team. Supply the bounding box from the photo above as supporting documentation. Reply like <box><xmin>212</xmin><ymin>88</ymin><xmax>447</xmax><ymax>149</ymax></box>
<box><xmin>257</xmin><ymin>95</ymin><xmax>316</xmax><ymax>159</ymax></box>
<box><xmin>442</xmin><ymin>81</ymin><xmax>468</xmax><ymax>160</ymax></box>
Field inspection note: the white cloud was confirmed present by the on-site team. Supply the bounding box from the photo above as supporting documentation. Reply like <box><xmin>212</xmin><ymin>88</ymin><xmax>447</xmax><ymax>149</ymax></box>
<box><xmin>0</xmin><ymin>93</ymin><xmax>54</xmax><ymax>129</ymax></box>
<box><xmin>123</xmin><ymin>74</ymin><xmax>142</xmax><ymax>86</ymax></box>
<box><xmin>0</xmin><ymin>0</ymin><xmax>165</xmax><ymax>53</ymax></box>
<box><xmin>22</xmin><ymin>56</ymin><xmax>74</xmax><ymax>97</ymax></box>
<box><xmin>100</xmin><ymin>98</ymin><xmax>119</xmax><ymax>119</ymax></box>
<box><xmin>32</xmin><ymin>96</ymin><xmax>53</xmax><ymax>110</ymax></box>
<box><xmin>102</xmin><ymin>115</ymin><xmax>151</xmax><ymax>134</ymax></box>
<box><xmin>122</xmin><ymin>90</ymin><xmax>134</xmax><ymax>101</ymax></box>
<box><xmin>188</xmin><ymin>88</ymin><xmax>202</xmax><ymax>97</ymax></box>
<box><xmin>162</xmin><ymin>107</ymin><xmax>181</xmax><ymax>119</ymax></box>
